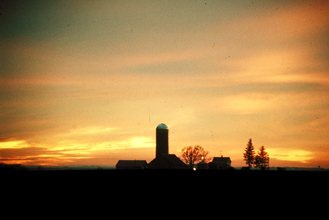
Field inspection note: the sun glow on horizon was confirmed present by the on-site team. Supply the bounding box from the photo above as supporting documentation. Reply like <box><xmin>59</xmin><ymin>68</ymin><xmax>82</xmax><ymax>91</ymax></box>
<box><xmin>0</xmin><ymin>140</ymin><xmax>30</xmax><ymax>149</ymax></box>
<box><xmin>267</xmin><ymin>149</ymin><xmax>314</xmax><ymax>163</ymax></box>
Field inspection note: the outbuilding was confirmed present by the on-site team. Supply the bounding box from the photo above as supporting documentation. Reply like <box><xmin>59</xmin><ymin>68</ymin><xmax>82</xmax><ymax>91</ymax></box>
<box><xmin>208</xmin><ymin>156</ymin><xmax>232</xmax><ymax>170</ymax></box>
<box><xmin>116</xmin><ymin>160</ymin><xmax>148</xmax><ymax>169</ymax></box>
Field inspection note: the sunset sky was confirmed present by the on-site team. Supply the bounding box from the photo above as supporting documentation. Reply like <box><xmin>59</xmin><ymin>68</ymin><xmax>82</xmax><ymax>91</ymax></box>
<box><xmin>1</xmin><ymin>0</ymin><xmax>329</xmax><ymax>167</ymax></box>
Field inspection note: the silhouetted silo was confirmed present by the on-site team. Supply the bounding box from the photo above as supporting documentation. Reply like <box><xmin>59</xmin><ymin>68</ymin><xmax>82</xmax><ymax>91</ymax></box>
<box><xmin>156</xmin><ymin>123</ymin><xmax>168</xmax><ymax>158</ymax></box>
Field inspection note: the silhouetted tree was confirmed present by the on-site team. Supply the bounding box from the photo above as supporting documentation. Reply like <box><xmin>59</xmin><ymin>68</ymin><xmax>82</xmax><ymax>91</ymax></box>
<box><xmin>254</xmin><ymin>145</ymin><xmax>269</xmax><ymax>170</ymax></box>
<box><xmin>243</xmin><ymin>138</ymin><xmax>255</xmax><ymax>168</ymax></box>
<box><xmin>180</xmin><ymin>145</ymin><xmax>209</xmax><ymax>165</ymax></box>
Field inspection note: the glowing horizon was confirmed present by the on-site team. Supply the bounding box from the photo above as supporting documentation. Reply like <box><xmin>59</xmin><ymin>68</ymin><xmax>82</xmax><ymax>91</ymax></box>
<box><xmin>1</xmin><ymin>0</ymin><xmax>329</xmax><ymax>168</ymax></box>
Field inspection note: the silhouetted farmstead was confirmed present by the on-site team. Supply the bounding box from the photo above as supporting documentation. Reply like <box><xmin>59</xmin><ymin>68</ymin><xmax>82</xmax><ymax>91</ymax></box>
<box><xmin>115</xmin><ymin>123</ymin><xmax>232</xmax><ymax>170</ymax></box>
<box><xmin>116</xmin><ymin>123</ymin><xmax>187</xmax><ymax>169</ymax></box>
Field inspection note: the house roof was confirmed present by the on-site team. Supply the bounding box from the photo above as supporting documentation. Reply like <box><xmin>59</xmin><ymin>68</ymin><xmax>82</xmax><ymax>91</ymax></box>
<box><xmin>212</xmin><ymin>157</ymin><xmax>231</xmax><ymax>164</ymax></box>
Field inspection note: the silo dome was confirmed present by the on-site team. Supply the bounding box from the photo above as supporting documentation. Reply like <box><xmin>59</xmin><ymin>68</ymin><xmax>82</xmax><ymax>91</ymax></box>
<box><xmin>156</xmin><ymin>123</ymin><xmax>168</xmax><ymax>130</ymax></box>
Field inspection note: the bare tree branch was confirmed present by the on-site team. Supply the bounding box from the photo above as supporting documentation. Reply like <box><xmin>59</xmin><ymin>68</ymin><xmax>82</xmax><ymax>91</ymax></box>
<box><xmin>180</xmin><ymin>145</ymin><xmax>210</xmax><ymax>165</ymax></box>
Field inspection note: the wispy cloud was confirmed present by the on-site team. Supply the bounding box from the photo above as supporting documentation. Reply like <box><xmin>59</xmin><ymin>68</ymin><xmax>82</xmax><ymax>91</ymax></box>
<box><xmin>1</xmin><ymin>0</ymin><xmax>329</xmax><ymax>167</ymax></box>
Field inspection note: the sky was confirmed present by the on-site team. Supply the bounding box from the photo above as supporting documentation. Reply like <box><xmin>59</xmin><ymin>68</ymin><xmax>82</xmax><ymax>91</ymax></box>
<box><xmin>1</xmin><ymin>0</ymin><xmax>329</xmax><ymax>168</ymax></box>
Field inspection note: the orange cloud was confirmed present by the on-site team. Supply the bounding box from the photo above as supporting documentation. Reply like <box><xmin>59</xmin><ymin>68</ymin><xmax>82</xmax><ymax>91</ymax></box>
<box><xmin>267</xmin><ymin>148</ymin><xmax>313</xmax><ymax>163</ymax></box>
<box><xmin>230</xmin><ymin>0</ymin><xmax>329</xmax><ymax>42</ymax></box>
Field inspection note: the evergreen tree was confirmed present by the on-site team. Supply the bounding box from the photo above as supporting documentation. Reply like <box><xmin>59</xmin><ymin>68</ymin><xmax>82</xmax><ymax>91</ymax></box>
<box><xmin>254</xmin><ymin>145</ymin><xmax>269</xmax><ymax>169</ymax></box>
<box><xmin>243</xmin><ymin>138</ymin><xmax>255</xmax><ymax>168</ymax></box>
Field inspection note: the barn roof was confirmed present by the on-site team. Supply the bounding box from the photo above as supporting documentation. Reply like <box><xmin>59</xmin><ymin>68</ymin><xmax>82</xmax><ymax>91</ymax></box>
<box><xmin>163</xmin><ymin>154</ymin><xmax>186</xmax><ymax>166</ymax></box>
<box><xmin>116</xmin><ymin>160</ymin><xmax>147</xmax><ymax>169</ymax></box>
<box><xmin>148</xmin><ymin>154</ymin><xmax>187</xmax><ymax>169</ymax></box>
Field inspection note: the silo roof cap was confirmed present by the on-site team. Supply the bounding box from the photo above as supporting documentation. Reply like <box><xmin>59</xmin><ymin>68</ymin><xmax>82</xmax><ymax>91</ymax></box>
<box><xmin>156</xmin><ymin>123</ymin><xmax>168</xmax><ymax>130</ymax></box>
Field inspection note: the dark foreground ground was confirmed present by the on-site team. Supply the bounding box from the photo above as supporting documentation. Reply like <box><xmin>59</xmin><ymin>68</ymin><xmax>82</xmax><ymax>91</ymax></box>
<box><xmin>2</xmin><ymin>168</ymin><xmax>327</xmax><ymax>203</ymax></box>
<box><xmin>3</xmin><ymin>168</ymin><xmax>328</xmax><ymax>182</ymax></box>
